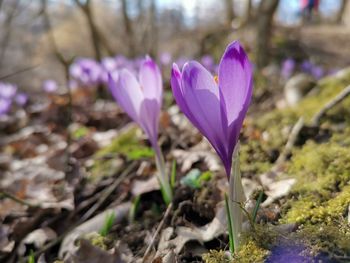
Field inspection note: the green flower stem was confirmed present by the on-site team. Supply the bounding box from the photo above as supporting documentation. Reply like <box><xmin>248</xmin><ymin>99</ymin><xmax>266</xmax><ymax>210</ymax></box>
<box><xmin>227</xmin><ymin>142</ymin><xmax>245</xmax><ymax>254</ymax></box>
<box><xmin>225</xmin><ymin>193</ymin><xmax>235</xmax><ymax>254</ymax></box>
<box><xmin>153</xmin><ymin>142</ymin><xmax>172</xmax><ymax>205</ymax></box>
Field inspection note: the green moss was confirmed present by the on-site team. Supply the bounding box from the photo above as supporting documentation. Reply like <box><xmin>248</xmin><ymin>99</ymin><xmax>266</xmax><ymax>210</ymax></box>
<box><xmin>283</xmin><ymin>185</ymin><xmax>350</xmax><ymax>225</ymax></box>
<box><xmin>202</xmin><ymin>250</ymin><xmax>231</xmax><ymax>263</ymax></box>
<box><xmin>295</xmin><ymin>68</ymin><xmax>350</xmax><ymax>121</ymax></box>
<box><xmin>288</xmin><ymin>142</ymin><xmax>350</xmax><ymax>196</ymax></box>
<box><xmin>281</xmin><ymin>141</ymin><xmax>350</xmax><ymax>224</ymax></box>
<box><xmin>95</xmin><ymin>127</ymin><xmax>154</xmax><ymax>160</ymax></box>
<box><xmin>233</xmin><ymin>240</ymin><xmax>270</xmax><ymax>263</ymax></box>
<box><xmin>331</xmin><ymin>127</ymin><xmax>350</xmax><ymax>147</ymax></box>
<box><xmin>294</xmin><ymin>221</ymin><xmax>350</xmax><ymax>259</ymax></box>
<box><xmin>240</xmin><ymin>139</ymin><xmax>273</xmax><ymax>174</ymax></box>
<box><xmin>256</xmin><ymin>109</ymin><xmax>298</xmax><ymax>150</ymax></box>
<box><xmin>89</xmin><ymin>127</ymin><xmax>154</xmax><ymax>179</ymax></box>
<box><xmin>82</xmin><ymin>232</ymin><xmax>110</xmax><ymax>251</ymax></box>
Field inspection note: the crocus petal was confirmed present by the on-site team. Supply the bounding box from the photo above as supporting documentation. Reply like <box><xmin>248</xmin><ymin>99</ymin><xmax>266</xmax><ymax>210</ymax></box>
<box><xmin>180</xmin><ymin>61</ymin><xmax>228</xmax><ymax>164</ymax></box>
<box><xmin>171</xmin><ymin>63</ymin><xmax>198</xmax><ymax>126</ymax></box>
<box><xmin>139</xmin><ymin>99</ymin><xmax>160</xmax><ymax>146</ymax></box>
<box><xmin>108</xmin><ymin>69</ymin><xmax>144</xmax><ymax>123</ymax></box>
<box><xmin>218</xmin><ymin>41</ymin><xmax>253</xmax><ymax>126</ymax></box>
<box><xmin>139</xmin><ymin>56</ymin><xmax>162</xmax><ymax>105</ymax></box>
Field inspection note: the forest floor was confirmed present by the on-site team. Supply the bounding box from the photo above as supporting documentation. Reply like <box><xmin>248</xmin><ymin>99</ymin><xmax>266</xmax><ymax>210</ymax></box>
<box><xmin>0</xmin><ymin>23</ymin><xmax>350</xmax><ymax>263</ymax></box>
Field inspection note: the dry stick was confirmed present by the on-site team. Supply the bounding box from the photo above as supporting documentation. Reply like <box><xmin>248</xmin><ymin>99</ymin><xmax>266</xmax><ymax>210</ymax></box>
<box><xmin>275</xmin><ymin>84</ymin><xmax>350</xmax><ymax>167</ymax></box>
<box><xmin>79</xmin><ymin>162</ymin><xmax>137</xmax><ymax>223</ymax></box>
<box><xmin>0</xmin><ymin>190</ymin><xmax>39</xmax><ymax>208</ymax></box>
<box><xmin>275</xmin><ymin>117</ymin><xmax>304</xmax><ymax>166</ymax></box>
<box><xmin>142</xmin><ymin>202</ymin><xmax>173</xmax><ymax>262</ymax></box>
<box><xmin>311</xmin><ymin>85</ymin><xmax>350</xmax><ymax>126</ymax></box>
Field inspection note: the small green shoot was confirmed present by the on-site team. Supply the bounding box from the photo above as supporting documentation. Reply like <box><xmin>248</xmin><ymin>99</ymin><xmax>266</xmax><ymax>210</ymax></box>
<box><xmin>28</xmin><ymin>250</ymin><xmax>35</xmax><ymax>263</ymax></box>
<box><xmin>224</xmin><ymin>193</ymin><xmax>235</xmax><ymax>254</ymax></box>
<box><xmin>252</xmin><ymin>191</ymin><xmax>264</xmax><ymax>223</ymax></box>
<box><xmin>99</xmin><ymin>211</ymin><xmax>116</xmax><ymax>237</ymax></box>
<box><xmin>171</xmin><ymin>160</ymin><xmax>177</xmax><ymax>189</ymax></box>
<box><xmin>180</xmin><ymin>169</ymin><xmax>212</xmax><ymax>189</ymax></box>
<box><xmin>128</xmin><ymin>195</ymin><xmax>141</xmax><ymax>223</ymax></box>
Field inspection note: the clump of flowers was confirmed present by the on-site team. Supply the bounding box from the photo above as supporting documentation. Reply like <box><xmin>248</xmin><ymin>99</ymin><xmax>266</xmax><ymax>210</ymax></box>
<box><xmin>0</xmin><ymin>82</ymin><xmax>28</xmax><ymax>116</ymax></box>
<box><xmin>69</xmin><ymin>58</ymin><xmax>103</xmax><ymax>88</ymax></box>
<box><xmin>171</xmin><ymin>40</ymin><xmax>253</xmax><ymax>253</ymax></box>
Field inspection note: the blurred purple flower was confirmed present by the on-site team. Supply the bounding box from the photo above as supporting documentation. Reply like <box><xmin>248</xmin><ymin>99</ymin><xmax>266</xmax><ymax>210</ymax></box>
<box><xmin>301</xmin><ymin>60</ymin><xmax>313</xmax><ymax>73</ymax></box>
<box><xmin>266</xmin><ymin>244</ymin><xmax>316</xmax><ymax>263</ymax></box>
<box><xmin>14</xmin><ymin>93</ymin><xmax>28</xmax><ymax>106</ymax></box>
<box><xmin>201</xmin><ymin>55</ymin><xmax>215</xmax><ymax>72</ymax></box>
<box><xmin>0</xmin><ymin>83</ymin><xmax>17</xmax><ymax>99</ymax></box>
<box><xmin>0</xmin><ymin>98</ymin><xmax>11</xmax><ymax>116</ymax></box>
<box><xmin>100</xmin><ymin>57</ymin><xmax>119</xmax><ymax>83</ymax></box>
<box><xmin>281</xmin><ymin>58</ymin><xmax>296</xmax><ymax>79</ymax></box>
<box><xmin>171</xmin><ymin>41</ymin><xmax>253</xmax><ymax>177</ymax></box>
<box><xmin>101</xmin><ymin>57</ymin><xmax>117</xmax><ymax>72</ymax></box>
<box><xmin>43</xmin><ymin>79</ymin><xmax>58</xmax><ymax>93</ymax></box>
<box><xmin>69</xmin><ymin>58</ymin><xmax>102</xmax><ymax>86</ymax></box>
<box><xmin>311</xmin><ymin>65</ymin><xmax>324</xmax><ymax>79</ymax></box>
<box><xmin>160</xmin><ymin>52</ymin><xmax>172</xmax><ymax>66</ymax></box>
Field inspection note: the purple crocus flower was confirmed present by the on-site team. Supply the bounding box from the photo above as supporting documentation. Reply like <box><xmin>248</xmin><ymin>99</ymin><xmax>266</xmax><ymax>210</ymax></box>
<box><xmin>160</xmin><ymin>52</ymin><xmax>172</xmax><ymax>66</ymax></box>
<box><xmin>108</xmin><ymin>56</ymin><xmax>172</xmax><ymax>204</ymax></box>
<box><xmin>0</xmin><ymin>83</ymin><xmax>17</xmax><ymax>99</ymax></box>
<box><xmin>43</xmin><ymin>79</ymin><xmax>58</xmax><ymax>93</ymax></box>
<box><xmin>281</xmin><ymin>58</ymin><xmax>296</xmax><ymax>80</ymax></box>
<box><xmin>109</xmin><ymin>56</ymin><xmax>162</xmax><ymax>146</ymax></box>
<box><xmin>311</xmin><ymin>65</ymin><xmax>324</xmax><ymax>79</ymax></box>
<box><xmin>14</xmin><ymin>93</ymin><xmax>28</xmax><ymax>106</ymax></box>
<box><xmin>171</xmin><ymin>41</ymin><xmax>253</xmax><ymax>177</ymax></box>
<box><xmin>201</xmin><ymin>54</ymin><xmax>215</xmax><ymax>72</ymax></box>
<box><xmin>69</xmin><ymin>58</ymin><xmax>102</xmax><ymax>86</ymax></box>
<box><xmin>301</xmin><ymin>60</ymin><xmax>313</xmax><ymax>73</ymax></box>
<box><xmin>0</xmin><ymin>98</ymin><xmax>11</xmax><ymax>116</ymax></box>
<box><xmin>171</xmin><ymin>40</ymin><xmax>252</xmax><ymax>252</ymax></box>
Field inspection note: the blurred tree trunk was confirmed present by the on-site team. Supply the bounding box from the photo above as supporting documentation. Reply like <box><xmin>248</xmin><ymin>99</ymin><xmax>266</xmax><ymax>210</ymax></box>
<box><xmin>244</xmin><ymin>0</ymin><xmax>253</xmax><ymax>24</ymax></box>
<box><xmin>121</xmin><ymin>0</ymin><xmax>136</xmax><ymax>57</ymax></box>
<box><xmin>74</xmin><ymin>0</ymin><xmax>112</xmax><ymax>98</ymax></box>
<box><xmin>148</xmin><ymin>0</ymin><xmax>158</xmax><ymax>57</ymax></box>
<box><xmin>41</xmin><ymin>0</ymin><xmax>72</xmax><ymax>81</ymax></box>
<box><xmin>256</xmin><ymin>0</ymin><xmax>280</xmax><ymax>69</ymax></box>
<box><xmin>74</xmin><ymin>0</ymin><xmax>102</xmax><ymax>60</ymax></box>
<box><xmin>224</xmin><ymin>0</ymin><xmax>235</xmax><ymax>26</ymax></box>
<box><xmin>0</xmin><ymin>0</ymin><xmax>19</xmax><ymax>69</ymax></box>
<box><xmin>336</xmin><ymin>0</ymin><xmax>348</xmax><ymax>23</ymax></box>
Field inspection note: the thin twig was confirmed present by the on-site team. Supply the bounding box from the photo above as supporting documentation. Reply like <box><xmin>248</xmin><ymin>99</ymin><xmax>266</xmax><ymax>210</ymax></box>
<box><xmin>0</xmin><ymin>64</ymin><xmax>39</xmax><ymax>80</ymax></box>
<box><xmin>79</xmin><ymin>162</ymin><xmax>137</xmax><ymax>222</ymax></box>
<box><xmin>142</xmin><ymin>202</ymin><xmax>173</xmax><ymax>262</ymax></box>
<box><xmin>0</xmin><ymin>190</ymin><xmax>39</xmax><ymax>208</ymax></box>
<box><xmin>275</xmin><ymin>117</ymin><xmax>304</xmax><ymax>166</ymax></box>
<box><xmin>311</xmin><ymin>85</ymin><xmax>350</xmax><ymax>126</ymax></box>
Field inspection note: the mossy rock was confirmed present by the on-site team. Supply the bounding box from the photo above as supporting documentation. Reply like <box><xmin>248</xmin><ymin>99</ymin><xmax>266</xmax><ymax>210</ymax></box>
<box><xmin>281</xmin><ymin>139</ymin><xmax>350</xmax><ymax>225</ymax></box>
<box><xmin>294</xmin><ymin>221</ymin><xmax>350</xmax><ymax>259</ymax></box>
<box><xmin>256</xmin><ymin>67</ymin><xmax>350</xmax><ymax>150</ymax></box>
<box><xmin>89</xmin><ymin>127</ymin><xmax>154</xmax><ymax>180</ymax></box>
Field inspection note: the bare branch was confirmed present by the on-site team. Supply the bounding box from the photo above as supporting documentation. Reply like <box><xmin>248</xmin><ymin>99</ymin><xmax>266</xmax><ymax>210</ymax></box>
<box><xmin>312</xmin><ymin>85</ymin><xmax>350</xmax><ymax>126</ymax></box>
